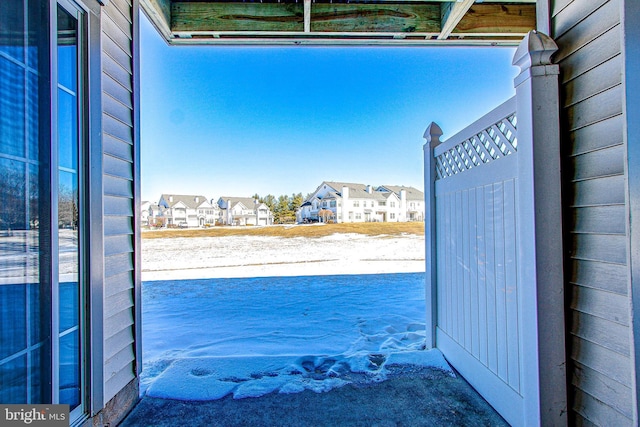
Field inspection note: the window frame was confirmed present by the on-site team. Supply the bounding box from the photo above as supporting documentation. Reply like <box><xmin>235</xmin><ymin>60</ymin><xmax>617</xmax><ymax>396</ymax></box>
<box><xmin>52</xmin><ymin>0</ymin><xmax>91</xmax><ymax>419</ymax></box>
<box><xmin>51</xmin><ymin>0</ymin><xmax>104</xmax><ymax>420</ymax></box>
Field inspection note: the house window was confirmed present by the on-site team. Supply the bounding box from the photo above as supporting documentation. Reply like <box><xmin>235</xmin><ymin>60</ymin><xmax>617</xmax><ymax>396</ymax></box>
<box><xmin>390</xmin><ymin>202</ymin><xmax>396</xmax><ymax>208</ymax></box>
<box><xmin>390</xmin><ymin>213</ymin><xmax>396</xmax><ymax>219</ymax></box>
<box><xmin>363</xmin><ymin>201</ymin><xmax>366</xmax><ymax>207</ymax></box>
<box><xmin>353</xmin><ymin>201</ymin><xmax>359</xmax><ymax>207</ymax></box>
<box><xmin>330</xmin><ymin>201</ymin><xmax>336</xmax><ymax>208</ymax></box>
<box><xmin>379</xmin><ymin>201</ymin><xmax>386</xmax><ymax>206</ymax></box>
<box><xmin>0</xmin><ymin>0</ymin><xmax>88</xmax><ymax>414</ymax></box>
<box><xmin>355</xmin><ymin>213</ymin><xmax>362</xmax><ymax>220</ymax></box>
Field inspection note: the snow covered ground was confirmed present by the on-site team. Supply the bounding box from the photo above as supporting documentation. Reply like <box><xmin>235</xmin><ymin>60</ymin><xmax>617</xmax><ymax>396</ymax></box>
<box><xmin>141</xmin><ymin>233</ymin><xmax>452</xmax><ymax>400</ymax></box>
<box><xmin>142</xmin><ymin>233</ymin><xmax>425</xmax><ymax>281</ymax></box>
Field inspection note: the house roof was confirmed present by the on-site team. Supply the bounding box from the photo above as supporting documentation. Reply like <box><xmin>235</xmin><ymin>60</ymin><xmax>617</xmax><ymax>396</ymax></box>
<box><xmin>148</xmin><ymin>203</ymin><xmax>165</xmax><ymax>214</ymax></box>
<box><xmin>140</xmin><ymin>0</ymin><xmax>535</xmax><ymax>47</ymax></box>
<box><xmin>160</xmin><ymin>194</ymin><xmax>210</xmax><ymax>209</ymax></box>
<box><xmin>320</xmin><ymin>191</ymin><xmax>339</xmax><ymax>200</ymax></box>
<box><xmin>322</xmin><ymin>181</ymin><xmax>373</xmax><ymax>199</ymax></box>
<box><xmin>319</xmin><ymin>181</ymin><xmax>416</xmax><ymax>201</ymax></box>
<box><xmin>219</xmin><ymin>197</ymin><xmax>266</xmax><ymax>211</ymax></box>
<box><xmin>378</xmin><ymin>185</ymin><xmax>424</xmax><ymax>201</ymax></box>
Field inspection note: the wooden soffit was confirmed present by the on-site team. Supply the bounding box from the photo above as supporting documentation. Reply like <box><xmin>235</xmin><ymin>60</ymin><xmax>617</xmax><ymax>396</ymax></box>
<box><xmin>140</xmin><ymin>0</ymin><xmax>536</xmax><ymax>46</ymax></box>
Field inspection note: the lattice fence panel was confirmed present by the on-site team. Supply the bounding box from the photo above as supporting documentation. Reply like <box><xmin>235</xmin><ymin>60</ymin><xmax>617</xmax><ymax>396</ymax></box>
<box><xmin>435</xmin><ymin>113</ymin><xmax>518</xmax><ymax>180</ymax></box>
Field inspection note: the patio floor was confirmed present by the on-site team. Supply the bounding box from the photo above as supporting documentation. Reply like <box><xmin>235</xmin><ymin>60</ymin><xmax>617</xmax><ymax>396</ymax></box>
<box><xmin>119</xmin><ymin>367</ymin><xmax>507</xmax><ymax>426</ymax></box>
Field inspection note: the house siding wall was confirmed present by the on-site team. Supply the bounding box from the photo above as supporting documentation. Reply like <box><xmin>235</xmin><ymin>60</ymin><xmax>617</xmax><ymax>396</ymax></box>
<box><xmin>550</xmin><ymin>0</ymin><xmax>633</xmax><ymax>424</ymax></box>
<box><xmin>101</xmin><ymin>0</ymin><xmax>137</xmax><ymax>403</ymax></box>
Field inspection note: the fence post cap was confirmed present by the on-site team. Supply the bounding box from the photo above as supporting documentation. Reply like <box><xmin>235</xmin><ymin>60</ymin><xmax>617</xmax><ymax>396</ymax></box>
<box><xmin>512</xmin><ymin>30</ymin><xmax>558</xmax><ymax>71</ymax></box>
<box><xmin>424</xmin><ymin>122</ymin><xmax>443</xmax><ymax>147</ymax></box>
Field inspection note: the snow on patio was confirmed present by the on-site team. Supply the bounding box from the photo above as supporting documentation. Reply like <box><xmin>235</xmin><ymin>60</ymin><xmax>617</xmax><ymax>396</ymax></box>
<box><xmin>141</xmin><ymin>233</ymin><xmax>452</xmax><ymax>400</ymax></box>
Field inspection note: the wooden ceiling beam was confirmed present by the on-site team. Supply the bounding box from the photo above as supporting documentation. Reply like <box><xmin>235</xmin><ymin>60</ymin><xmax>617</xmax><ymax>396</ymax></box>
<box><xmin>454</xmin><ymin>4</ymin><xmax>536</xmax><ymax>35</ymax></box>
<box><xmin>172</xmin><ymin>3</ymin><xmax>305</xmax><ymax>32</ymax></box>
<box><xmin>310</xmin><ymin>4</ymin><xmax>440</xmax><ymax>33</ymax></box>
<box><xmin>172</xmin><ymin>2</ymin><xmax>442</xmax><ymax>33</ymax></box>
<box><xmin>161</xmin><ymin>1</ymin><xmax>535</xmax><ymax>44</ymax></box>
<box><xmin>304</xmin><ymin>0</ymin><xmax>311</xmax><ymax>32</ymax></box>
<box><xmin>438</xmin><ymin>0</ymin><xmax>475</xmax><ymax>40</ymax></box>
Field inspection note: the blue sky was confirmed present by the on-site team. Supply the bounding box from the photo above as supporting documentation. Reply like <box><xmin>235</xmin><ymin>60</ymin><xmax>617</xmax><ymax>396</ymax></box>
<box><xmin>140</xmin><ymin>14</ymin><xmax>518</xmax><ymax>202</ymax></box>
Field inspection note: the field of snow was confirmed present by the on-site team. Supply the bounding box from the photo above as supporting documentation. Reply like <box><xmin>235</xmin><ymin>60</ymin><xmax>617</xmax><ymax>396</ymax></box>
<box><xmin>142</xmin><ymin>233</ymin><xmax>425</xmax><ymax>280</ymax></box>
<box><xmin>141</xmin><ymin>233</ymin><xmax>452</xmax><ymax>400</ymax></box>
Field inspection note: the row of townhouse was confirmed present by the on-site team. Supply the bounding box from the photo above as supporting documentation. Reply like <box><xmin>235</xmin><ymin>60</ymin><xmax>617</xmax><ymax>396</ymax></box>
<box><xmin>297</xmin><ymin>181</ymin><xmax>425</xmax><ymax>223</ymax></box>
<box><xmin>141</xmin><ymin>194</ymin><xmax>273</xmax><ymax>227</ymax></box>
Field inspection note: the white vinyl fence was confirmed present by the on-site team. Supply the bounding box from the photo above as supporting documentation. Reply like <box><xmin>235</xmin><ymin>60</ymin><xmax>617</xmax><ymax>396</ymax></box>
<box><xmin>423</xmin><ymin>31</ymin><xmax>567</xmax><ymax>427</ymax></box>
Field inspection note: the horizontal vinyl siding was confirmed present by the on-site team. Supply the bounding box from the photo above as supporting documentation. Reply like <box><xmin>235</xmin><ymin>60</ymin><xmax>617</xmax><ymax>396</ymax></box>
<box><xmin>105</xmin><ymin>271</ymin><xmax>135</xmax><ymax>298</ymax></box>
<box><xmin>105</xmin><ymin>290</ymin><xmax>135</xmax><ymax>321</ymax></box>
<box><xmin>573</xmin><ymin>390</ymin><xmax>634</xmax><ymax>426</ymax></box>
<box><xmin>104</xmin><ymin>306</ymin><xmax>134</xmax><ymax>342</ymax></box>
<box><xmin>102</xmin><ymin>0</ymin><xmax>136</xmax><ymax>403</ymax></box>
<box><xmin>104</xmin><ymin>253</ymin><xmax>134</xmax><ymax>278</ymax></box>
<box><xmin>569</xmin><ymin>259</ymin><xmax>628</xmax><ymax>295</ymax></box>
<box><xmin>104</xmin><ymin>214</ymin><xmax>134</xmax><ymax>236</ymax></box>
<box><xmin>570</xmin><ymin>144</ymin><xmax>625</xmax><ymax>182</ymax></box>
<box><xmin>104</xmin><ymin>175</ymin><xmax>133</xmax><ymax>199</ymax></box>
<box><xmin>104</xmin><ymin>195</ymin><xmax>134</xmax><ymax>216</ymax></box>
<box><xmin>104</xmin><ymin>154</ymin><xmax>134</xmax><ymax>180</ymax></box>
<box><xmin>571</xmin><ymin>311</ymin><xmax>629</xmax><ymax>356</ymax></box>
<box><xmin>552</xmin><ymin>0</ymin><xmax>632</xmax><ymax>425</ymax></box>
<box><xmin>105</xmin><ymin>327</ymin><xmax>135</xmax><ymax>361</ymax></box>
<box><xmin>571</xmin><ymin>205</ymin><xmax>626</xmax><ymax>234</ymax></box>
<box><xmin>569</xmin><ymin>114</ymin><xmax>623</xmax><ymax>156</ymax></box>
<box><xmin>573</xmin><ymin>362</ymin><xmax>633</xmax><ymax>419</ymax></box>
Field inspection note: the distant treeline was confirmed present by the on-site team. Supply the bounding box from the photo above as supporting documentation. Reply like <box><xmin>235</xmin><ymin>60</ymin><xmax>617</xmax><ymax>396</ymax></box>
<box><xmin>251</xmin><ymin>192</ymin><xmax>307</xmax><ymax>224</ymax></box>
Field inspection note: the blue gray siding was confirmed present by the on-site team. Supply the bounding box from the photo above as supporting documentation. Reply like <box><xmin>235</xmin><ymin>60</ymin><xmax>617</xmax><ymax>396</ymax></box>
<box><xmin>551</xmin><ymin>0</ymin><xmax>632</xmax><ymax>424</ymax></box>
<box><xmin>101</xmin><ymin>0</ymin><xmax>137</xmax><ymax>403</ymax></box>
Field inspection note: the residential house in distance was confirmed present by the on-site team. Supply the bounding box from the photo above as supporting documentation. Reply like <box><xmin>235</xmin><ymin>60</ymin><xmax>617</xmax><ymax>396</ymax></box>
<box><xmin>217</xmin><ymin>197</ymin><xmax>274</xmax><ymax>226</ymax></box>
<box><xmin>377</xmin><ymin>185</ymin><xmax>425</xmax><ymax>221</ymax></box>
<box><xmin>141</xmin><ymin>201</ymin><xmax>168</xmax><ymax>227</ymax></box>
<box><xmin>158</xmin><ymin>194</ymin><xmax>218</xmax><ymax>227</ymax></box>
<box><xmin>146</xmin><ymin>202</ymin><xmax>167</xmax><ymax>227</ymax></box>
<box><xmin>297</xmin><ymin>181</ymin><xmax>424</xmax><ymax>223</ymax></box>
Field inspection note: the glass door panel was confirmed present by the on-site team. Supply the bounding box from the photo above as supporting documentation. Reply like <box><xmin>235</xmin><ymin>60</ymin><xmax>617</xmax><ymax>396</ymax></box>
<box><xmin>0</xmin><ymin>0</ymin><xmax>50</xmax><ymax>405</ymax></box>
<box><xmin>0</xmin><ymin>0</ymin><xmax>86</xmax><ymax>414</ymax></box>
<box><xmin>56</xmin><ymin>3</ymin><xmax>82</xmax><ymax>412</ymax></box>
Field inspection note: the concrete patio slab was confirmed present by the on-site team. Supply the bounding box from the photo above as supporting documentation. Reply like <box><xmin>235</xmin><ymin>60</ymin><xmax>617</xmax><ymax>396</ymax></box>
<box><xmin>120</xmin><ymin>368</ymin><xmax>507</xmax><ymax>426</ymax></box>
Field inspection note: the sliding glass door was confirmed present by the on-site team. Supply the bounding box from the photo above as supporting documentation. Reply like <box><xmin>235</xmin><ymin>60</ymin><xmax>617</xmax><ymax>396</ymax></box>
<box><xmin>0</xmin><ymin>0</ymin><xmax>52</xmax><ymax>406</ymax></box>
<box><xmin>0</xmin><ymin>0</ymin><xmax>86</xmax><ymax>418</ymax></box>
